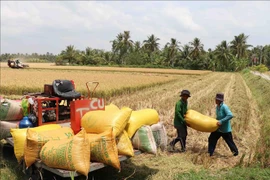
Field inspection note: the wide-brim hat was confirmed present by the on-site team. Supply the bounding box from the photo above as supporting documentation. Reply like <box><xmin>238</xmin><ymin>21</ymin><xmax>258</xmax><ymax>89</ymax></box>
<box><xmin>180</xmin><ymin>90</ymin><xmax>191</xmax><ymax>97</ymax></box>
<box><xmin>216</xmin><ymin>93</ymin><xmax>224</xmax><ymax>101</ymax></box>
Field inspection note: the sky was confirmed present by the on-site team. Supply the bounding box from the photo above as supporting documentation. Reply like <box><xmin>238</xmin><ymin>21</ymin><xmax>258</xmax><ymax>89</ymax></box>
<box><xmin>1</xmin><ymin>1</ymin><xmax>270</xmax><ymax>55</ymax></box>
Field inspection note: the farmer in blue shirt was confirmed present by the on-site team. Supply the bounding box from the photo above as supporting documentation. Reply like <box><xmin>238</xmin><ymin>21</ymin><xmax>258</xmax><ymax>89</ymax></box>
<box><xmin>168</xmin><ymin>90</ymin><xmax>190</xmax><ymax>152</ymax></box>
<box><xmin>208</xmin><ymin>93</ymin><xmax>238</xmax><ymax>156</ymax></box>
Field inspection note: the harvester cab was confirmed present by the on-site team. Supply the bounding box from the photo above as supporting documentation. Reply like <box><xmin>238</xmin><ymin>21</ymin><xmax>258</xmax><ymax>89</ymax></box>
<box><xmin>26</xmin><ymin>80</ymin><xmax>105</xmax><ymax>133</ymax></box>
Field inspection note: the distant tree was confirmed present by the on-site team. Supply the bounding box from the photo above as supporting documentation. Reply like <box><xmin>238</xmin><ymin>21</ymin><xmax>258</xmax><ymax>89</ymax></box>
<box><xmin>143</xmin><ymin>34</ymin><xmax>160</xmax><ymax>51</ymax></box>
<box><xmin>180</xmin><ymin>45</ymin><xmax>191</xmax><ymax>60</ymax></box>
<box><xmin>164</xmin><ymin>38</ymin><xmax>181</xmax><ymax>67</ymax></box>
<box><xmin>176</xmin><ymin>44</ymin><xmax>192</xmax><ymax>69</ymax></box>
<box><xmin>214</xmin><ymin>40</ymin><xmax>234</xmax><ymax>71</ymax></box>
<box><xmin>230</xmin><ymin>33</ymin><xmax>252</xmax><ymax>60</ymax></box>
<box><xmin>142</xmin><ymin>34</ymin><xmax>160</xmax><ymax>62</ymax></box>
<box><xmin>189</xmin><ymin>37</ymin><xmax>204</xmax><ymax>59</ymax></box>
<box><xmin>205</xmin><ymin>48</ymin><xmax>216</xmax><ymax>71</ymax></box>
<box><xmin>60</xmin><ymin>45</ymin><xmax>79</xmax><ymax>64</ymax></box>
<box><xmin>133</xmin><ymin>41</ymin><xmax>141</xmax><ymax>52</ymax></box>
<box><xmin>110</xmin><ymin>31</ymin><xmax>134</xmax><ymax>64</ymax></box>
<box><xmin>258</xmin><ymin>45</ymin><xmax>269</xmax><ymax>65</ymax></box>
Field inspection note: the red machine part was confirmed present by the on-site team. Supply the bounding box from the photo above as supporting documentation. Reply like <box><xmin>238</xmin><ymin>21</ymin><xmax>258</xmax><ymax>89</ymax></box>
<box><xmin>27</xmin><ymin>81</ymin><xmax>105</xmax><ymax>133</ymax></box>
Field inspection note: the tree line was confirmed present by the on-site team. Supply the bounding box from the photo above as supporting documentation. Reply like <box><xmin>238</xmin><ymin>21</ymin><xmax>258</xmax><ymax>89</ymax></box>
<box><xmin>0</xmin><ymin>52</ymin><xmax>56</xmax><ymax>63</ymax></box>
<box><xmin>1</xmin><ymin>32</ymin><xmax>270</xmax><ymax>71</ymax></box>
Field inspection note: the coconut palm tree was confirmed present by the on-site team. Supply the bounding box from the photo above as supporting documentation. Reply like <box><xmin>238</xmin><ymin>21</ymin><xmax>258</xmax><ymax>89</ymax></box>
<box><xmin>142</xmin><ymin>34</ymin><xmax>160</xmax><ymax>63</ymax></box>
<box><xmin>180</xmin><ymin>44</ymin><xmax>192</xmax><ymax>60</ymax></box>
<box><xmin>143</xmin><ymin>34</ymin><xmax>160</xmax><ymax>53</ymax></box>
<box><xmin>134</xmin><ymin>41</ymin><xmax>141</xmax><ymax>52</ymax></box>
<box><xmin>110</xmin><ymin>31</ymin><xmax>134</xmax><ymax>64</ymax></box>
<box><xmin>259</xmin><ymin>46</ymin><xmax>269</xmax><ymax>65</ymax></box>
<box><xmin>214</xmin><ymin>40</ymin><xmax>234</xmax><ymax>71</ymax></box>
<box><xmin>122</xmin><ymin>31</ymin><xmax>134</xmax><ymax>49</ymax></box>
<box><xmin>60</xmin><ymin>45</ymin><xmax>78</xmax><ymax>64</ymax></box>
<box><xmin>110</xmin><ymin>33</ymin><xmax>123</xmax><ymax>64</ymax></box>
<box><xmin>230</xmin><ymin>33</ymin><xmax>252</xmax><ymax>60</ymax></box>
<box><xmin>189</xmin><ymin>37</ymin><xmax>204</xmax><ymax>59</ymax></box>
<box><xmin>80</xmin><ymin>47</ymin><xmax>91</xmax><ymax>65</ymax></box>
<box><xmin>249</xmin><ymin>47</ymin><xmax>259</xmax><ymax>66</ymax></box>
<box><xmin>206</xmin><ymin>48</ymin><xmax>216</xmax><ymax>71</ymax></box>
<box><xmin>164</xmin><ymin>38</ymin><xmax>181</xmax><ymax>67</ymax></box>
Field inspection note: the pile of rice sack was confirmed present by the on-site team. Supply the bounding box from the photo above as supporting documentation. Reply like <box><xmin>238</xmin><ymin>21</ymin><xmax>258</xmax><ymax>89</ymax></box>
<box><xmin>10</xmin><ymin>103</ymin><xmax>167</xmax><ymax>178</ymax></box>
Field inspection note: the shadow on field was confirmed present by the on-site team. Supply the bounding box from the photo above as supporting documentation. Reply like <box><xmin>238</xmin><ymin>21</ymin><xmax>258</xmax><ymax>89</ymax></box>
<box><xmin>35</xmin><ymin>159</ymin><xmax>159</xmax><ymax>180</ymax></box>
<box><xmin>0</xmin><ymin>144</ymin><xmax>28</xmax><ymax>180</ymax></box>
<box><xmin>52</xmin><ymin>158</ymin><xmax>159</xmax><ymax>180</ymax></box>
<box><xmin>85</xmin><ymin>159</ymin><xmax>159</xmax><ymax>180</ymax></box>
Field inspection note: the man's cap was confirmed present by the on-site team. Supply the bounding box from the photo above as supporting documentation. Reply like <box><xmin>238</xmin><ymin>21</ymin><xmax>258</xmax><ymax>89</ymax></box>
<box><xmin>180</xmin><ymin>90</ymin><xmax>191</xmax><ymax>97</ymax></box>
<box><xmin>216</xmin><ymin>93</ymin><xmax>224</xmax><ymax>101</ymax></box>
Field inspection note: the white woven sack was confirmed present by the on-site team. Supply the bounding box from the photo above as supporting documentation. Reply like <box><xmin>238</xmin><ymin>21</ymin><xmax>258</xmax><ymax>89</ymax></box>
<box><xmin>151</xmin><ymin>122</ymin><xmax>168</xmax><ymax>151</ymax></box>
<box><xmin>132</xmin><ymin>125</ymin><xmax>157</xmax><ymax>154</ymax></box>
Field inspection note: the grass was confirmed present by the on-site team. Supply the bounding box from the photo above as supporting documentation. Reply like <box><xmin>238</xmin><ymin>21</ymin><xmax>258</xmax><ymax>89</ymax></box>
<box><xmin>242</xmin><ymin>70</ymin><xmax>270</xmax><ymax>167</ymax></box>
<box><xmin>82</xmin><ymin>151</ymin><xmax>199</xmax><ymax>180</ymax></box>
<box><xmin>176</xmin><ymin>167</ymin><xmax>270</xmax><ymax>180</ymax></box>
<box><xmin>0</xmin><ymin>143</ymin><xmax>28</xmax><ymax>180</ymax></box>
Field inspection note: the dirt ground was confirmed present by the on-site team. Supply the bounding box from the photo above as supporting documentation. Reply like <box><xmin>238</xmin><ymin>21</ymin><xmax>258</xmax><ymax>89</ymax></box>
<box><xmin>251</xmin><ymin>71</ymin><xmax>270</xmax><ymax>80</ymax></box>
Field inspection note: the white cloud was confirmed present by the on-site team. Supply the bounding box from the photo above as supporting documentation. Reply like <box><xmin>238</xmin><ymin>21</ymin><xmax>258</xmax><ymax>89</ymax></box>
<box><xmin>1</xmin><ymin>1</ymin><xmax>269</xmax><ymax>54</ymax></box>
<box><xmin>192</xmin><ymin>1</ymin><xmax>270</xmax><ymax>48</ymax></box>
<box><xmin>1</xmin><ymin>1</ymin><xmax>43</xmax><ymax>36</ymax></box>
<box><xmin>162</xmin><ymin>5</ymin><xmax>202</xmax><ymax>32</ymax></box>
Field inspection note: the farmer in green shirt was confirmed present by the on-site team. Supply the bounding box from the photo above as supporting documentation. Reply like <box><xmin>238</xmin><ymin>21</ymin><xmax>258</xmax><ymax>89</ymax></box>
<box><xmin>168</xmin><ymin>90</ymin><xmax>190</xmax><ymax>152</ymax></box>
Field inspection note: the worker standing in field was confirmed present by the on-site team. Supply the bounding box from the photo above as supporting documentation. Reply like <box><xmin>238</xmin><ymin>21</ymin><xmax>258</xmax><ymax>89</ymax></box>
<box><xmin>208</xmin><ymin>93</ymin><xmax>239</xmax><ymax>156</ymax></box>
<box><xmin>168</xmin><ymin>90</ymin><xmax>191</xmax><ymax>152</ymax></box>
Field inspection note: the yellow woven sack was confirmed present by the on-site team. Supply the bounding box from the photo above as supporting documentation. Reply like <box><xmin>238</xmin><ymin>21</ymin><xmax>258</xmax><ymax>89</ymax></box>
<box><xmin>10</xmin><ymin>124</ymin><xmax>62</xmax><ymax>162</ymax></box>
<box><xmin>40</xmin><ymin>129</ymin><xmax>90</xmax><ymax>177</ymax></box>
<box><xmin>87</xmin><ymin>128</ymin><xmax>120</xmax><ymax>170</ymax></box>
<box><xmin>185</xmin><ymin>109</ymin><xmax>219</xmax><ymax>132</ymax></box>
<box><xmin>125</xmin><ymin>109</ymin><xmax>159</xmax><ymax>138</ymax></box>
<box><xmin>116</xmin><ymin>130</ymin><xmax>134</xmax><ymax>157</ymax></box>
<box><xmin>24</xmin><ymin>127</ymin><xmax>74</xmax><ymax>168</ymax></box>
<box><xmin>82</xmin><ymin>107</ymin><xmax>132</xmax><ymax>136</ymax></box>
<box><xmin>105</xmin><ymin>103</ymin><xmax>120</xmax><ymax>112</ymax></box>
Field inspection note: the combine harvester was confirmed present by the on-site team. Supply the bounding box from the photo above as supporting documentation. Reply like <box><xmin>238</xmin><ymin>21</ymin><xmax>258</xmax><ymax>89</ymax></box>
<box><xmin>7</xmin><ymin>59</ymin><xmax>29</xmax><ymax>69</ymax></box>
<box><xmin>2</xmin><ymin>80</ymin><xmax>144</xmax><ymax>179</ymax></box>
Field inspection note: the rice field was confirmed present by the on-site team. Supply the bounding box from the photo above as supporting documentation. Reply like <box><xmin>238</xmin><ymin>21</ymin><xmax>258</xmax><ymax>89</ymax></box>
<box><xmin>1</xmin><ymin>63</ymin><xmax>211</xmax><ymax>98</ymax></box>
<box><xmin>1</xmin><ymin>64</ymin><xmax>269</xmax><ymax>179</ymax></box>
<box><xmin>0</xmin><ymin>62</ymin><xmax>211</xmax><ymax>75</ymax></box>
<box><xmin>1</xmin><ymin>68</ymin><xmax>179</xmax><ymax>97</ymax></box>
